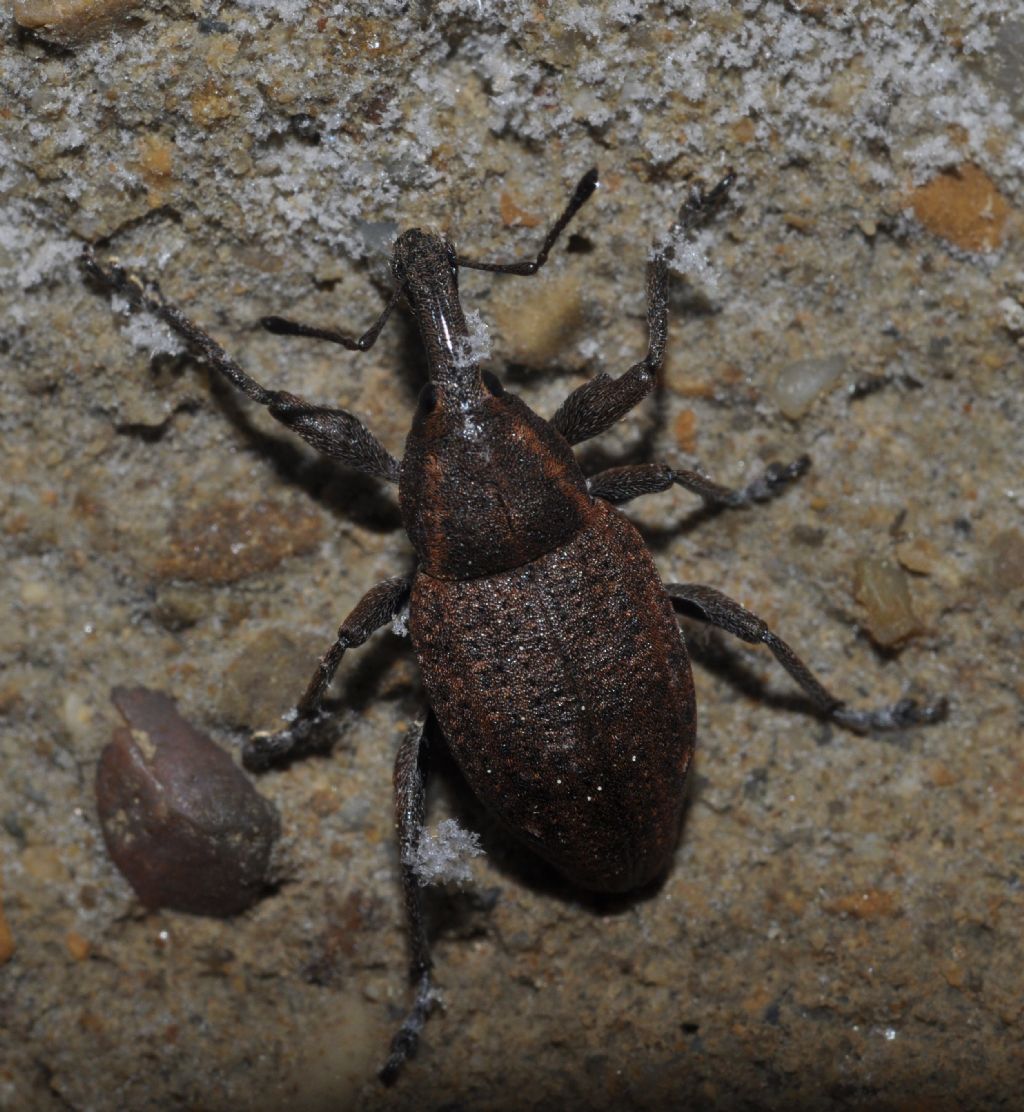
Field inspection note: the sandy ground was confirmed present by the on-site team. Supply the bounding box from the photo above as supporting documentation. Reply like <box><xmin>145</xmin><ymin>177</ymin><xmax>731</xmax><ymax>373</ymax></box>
<box><xmin>2</xmin><ymin>2</ymin><xmax>1022</xmax><ymax>1109</ymax></box>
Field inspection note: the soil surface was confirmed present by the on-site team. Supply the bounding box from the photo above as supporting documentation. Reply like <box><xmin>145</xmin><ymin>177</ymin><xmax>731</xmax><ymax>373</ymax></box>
<box><xmin>2</xmin><ymin>3</ymin><xmax>1022</xmax><ymax>1109</ymax></box>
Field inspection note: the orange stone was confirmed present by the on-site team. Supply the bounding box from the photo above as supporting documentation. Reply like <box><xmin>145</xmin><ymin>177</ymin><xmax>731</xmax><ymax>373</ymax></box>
<box><xmin>824</xmin><ymin>888</ymin><xmax>898</xmax><ymax>920</ymax></box>
<box><xmin>909</xmin><ymin>163</ymin><xmax>1011</xmax><ymax>252</ymax></box>
<box><xmin>191</xmin><ymin>80</ymin><xmax>234</xmax><ymax>127</ymax></box>
<box><xmin>731</xmin><ymin>117</ymin><xmax>757</xmax><ymax>144</ymax></box>
<box><xmin>66</xmin><ymin>930</ymin><xmax>91</xmax><ymax>961</ymax></box>
<box><xmin>673</xmin><ymin>408</ymin><xmax>698</xmax><ymax>453</ymax></box>
<box><xmin>499</xmin><ymin>190</ymin><xmax>542</xmax><ymax>229</ymax></box>
<box><xmin>137</xmin><ymin>134</ymin><xmax>173</xmax><ymax>180</ymax></box>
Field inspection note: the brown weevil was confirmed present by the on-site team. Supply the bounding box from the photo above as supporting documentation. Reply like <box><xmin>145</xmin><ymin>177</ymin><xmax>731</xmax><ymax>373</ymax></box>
<box><xmin>83</xmin><ymin>169</ymin><xmax>946</xmax><ymax>1082</ymax></box>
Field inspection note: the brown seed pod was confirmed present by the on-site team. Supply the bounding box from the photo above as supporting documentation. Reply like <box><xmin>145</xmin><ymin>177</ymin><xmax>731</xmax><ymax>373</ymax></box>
<box><xmin>96</xmin><ymin>686</ymin><xmax>280</xmax><ymax>917</ymax></box>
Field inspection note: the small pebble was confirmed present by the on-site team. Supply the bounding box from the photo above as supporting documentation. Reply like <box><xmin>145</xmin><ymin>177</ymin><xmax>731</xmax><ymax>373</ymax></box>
<box><xmin>853</xmin><ymin>555</ymin><xmax>922</xmax><ymax>647</ymax></box>
<box><xmin>66</xmin><ymin>930</ymin><xmax>91</xmax><ymax>961</ymax></box>
<box><xmin>908</xmin><ymin>164</ymin><xmax>1011</xmax><ymax>253</ymax></box>
<box><xmin>673</xmin><ymin>408</ymin><xmax>698</xmax><ymax>453</ymax></box>
<box><xmin>13</xmin><ymin>0</ymin><xmax>142</xmax><ymax>45</ymax></box>
<box><xmin>772</xmin><ymin>354</ymin><xmax>846</xmax><ymax>420</ymax></box>
<box><xmin>895</xmin><ymin>536</ymin><xmax>942</xmax><ymax>576</ymax></box>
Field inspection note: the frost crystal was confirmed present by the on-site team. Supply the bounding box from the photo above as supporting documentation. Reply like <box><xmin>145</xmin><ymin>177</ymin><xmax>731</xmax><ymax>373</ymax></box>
<box><xmin>403</xmin><ymin>818</ymin><xmax>484</xmax><ymax>887</ymax></box>
<box><xmin>391</xmin><ymin>606</ymin><xmax>410</xmax><ymax>638</ymax></box>
<box><xmin>112</xmin><ymin>295</ymin><xmax>186</xmax><ymax>357</ymax></box>
<box><xmin>664</xmin><ymin>227</ymin><xmax>720</xmax><ymax>298</ymax></box>
<box><xmin>0</xmin><ymin>202</ymin><xmax>80</xmax><ymax>292</ymax></box>
<box><xmin>452</xmin><ymin>309</ymin><xmax>492</xmax><ymax>368</ymax></box>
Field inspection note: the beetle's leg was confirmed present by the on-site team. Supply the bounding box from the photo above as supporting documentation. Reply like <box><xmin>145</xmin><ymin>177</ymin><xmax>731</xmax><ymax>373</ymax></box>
<box><xmin>82</xmin><ymin>248</ymin><xmax>401</xmax><ymax>483</ymax></box>
<box><xmin>550</xmin><ymin>171</ymin><xmax>736</xmax><ymax>447</ymax></box>
<box><xmin>551</xmin><ymin>257</ymin><xmax>668</xmax><ymax>445</ymax></box>
<box><xmin>456</xmin><ymin>167</ymin><xmax>598</xmax><ymax>276</ymax></box>
<box><xmin>244</xmin><ymin>575</ymin><xmax>412</xmax><ymax>770</ymax></box>
<box><xmin>588</xmin><ymin>457</ymin><xmax>810</xmax><ymax>508</ymax></box>
<box><xmin>379</xmin><ymin>714</ymin><xmax>440</xmax><ymax>1085</ymax></box>
<box><xmin>666</xmin><ymin>583</ymin><xmax>948</xmax><ymax>731</ymax></box>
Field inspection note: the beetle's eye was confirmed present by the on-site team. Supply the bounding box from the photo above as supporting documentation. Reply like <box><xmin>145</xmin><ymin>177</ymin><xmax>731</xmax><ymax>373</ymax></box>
<box><xmin>481</xmin><ymin>371</ymin><xmax>504</xmax><ymax>397</ymax></box>
<box><xmin>417</xmin><ymin>382</ymin><xmax>438</xmax><ymax>413</ymax></box>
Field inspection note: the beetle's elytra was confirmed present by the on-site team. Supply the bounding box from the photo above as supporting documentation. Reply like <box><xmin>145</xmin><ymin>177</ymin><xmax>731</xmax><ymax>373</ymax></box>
<box><xmin>84</xmin><ymin>168</ymin><xmax>946</xmax><ymax>1082</ymax></box>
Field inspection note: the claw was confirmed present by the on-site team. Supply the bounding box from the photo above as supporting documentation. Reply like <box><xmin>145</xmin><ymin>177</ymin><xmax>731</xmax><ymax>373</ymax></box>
<box><xmin>81</xmin><ymin>245</ymin><xmax>164</xmax><ymax>313</ymax></box>
<box><xmin>242</xmin><ymin>709</ymin><xmax>312</xmax><ymax>771</ymax></box>
<box><xmin>378</xmin><ymin>973</ymin><xmax>441</xmax><ymax>1086</ymax></box>
<box><xmin>892</xmin><ymin>695</ymin><xmax>949</xmax><ymax>726</ymax></box>
<box><xmin>729</xmin><ymin>454</ymin><xmax>811</xmax><ymax>506</ymax></box>
<box><xmin>833</xmin><ymin>693</ymin><xmax>949</xmax><ymax>733</ymax></box>
<box><xmin>242</xmin><ymin>730</ymin><xmax>290</xmax><ymax>773</ymax></box>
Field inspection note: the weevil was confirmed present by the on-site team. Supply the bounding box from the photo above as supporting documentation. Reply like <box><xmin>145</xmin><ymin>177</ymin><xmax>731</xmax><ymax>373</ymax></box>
<box><xmin>83</xmin><ymin>169</ymin><xmax>946</xmax><ymax>1082</ymax></box>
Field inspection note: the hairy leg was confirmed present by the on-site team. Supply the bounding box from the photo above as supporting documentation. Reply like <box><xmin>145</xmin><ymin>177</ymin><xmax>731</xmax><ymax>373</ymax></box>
<box><xmin>551</xmin><ymin>257</ymin><xmax>668</xmax><ymax>446</ymax></box>
<box><xmin>379</xmin><ymin>715</ymin><xmax>440</xmax><ymax>1085</ymax></box>
<box><xmin>244</xmin><ymin>575</ymin><xmax>412</xmax><ymax>769</ymax></box>
<box><xmin>550</xmin><ymin>171</ymin><xmax>736</xmax><ymax>447</ymax></box>
<box><xmin>666</xmin><ymin>582</ymin><xmax>947</xmax><ymax>731</ymax></box>
<box><xmin>588</xmin><ymin>457</ymin><xmax>810</xmax><ymax>508</ymax></box>
<box><xmin>82</xmin><ymin>248</ymin><xmax>400</xmax><ymax>482</ymax></box>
